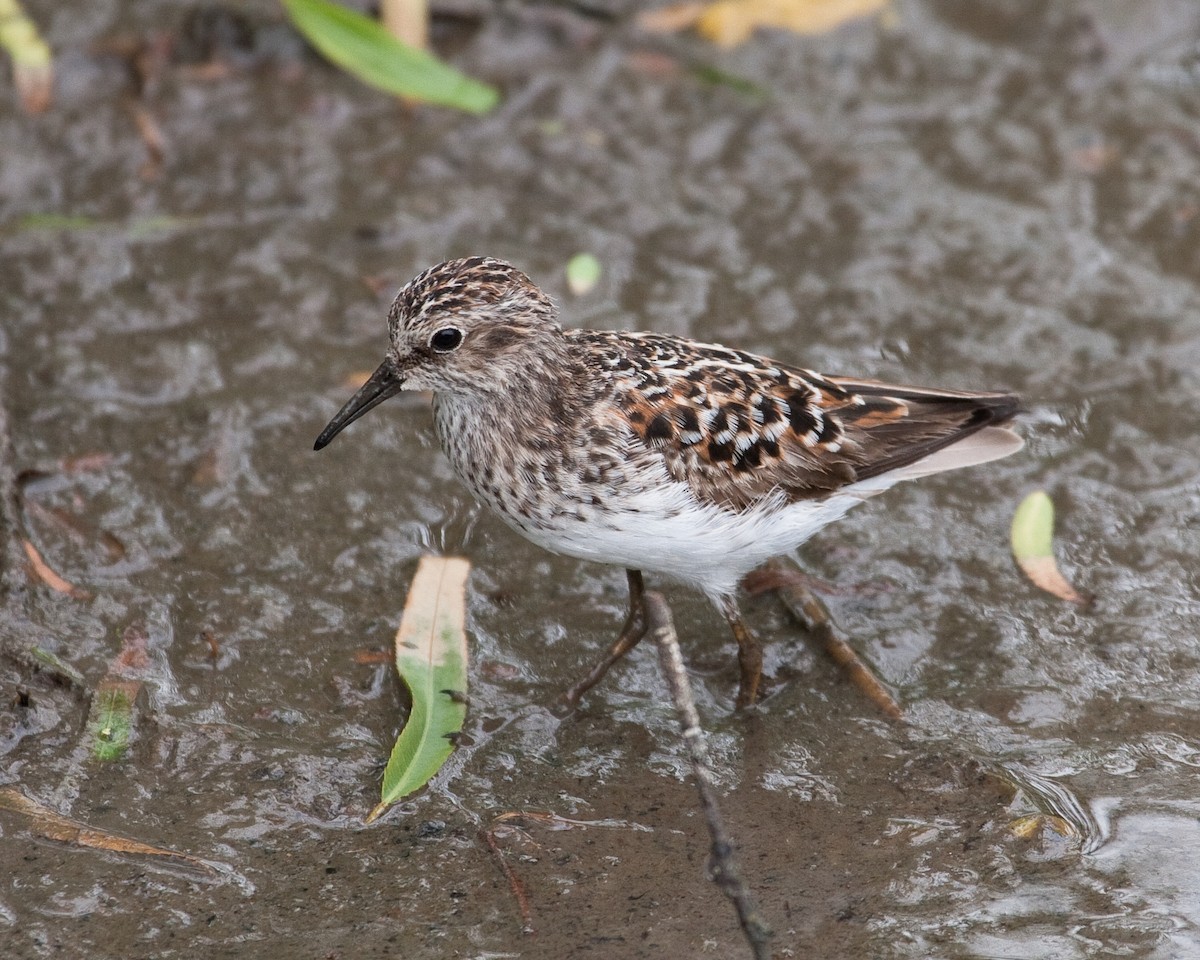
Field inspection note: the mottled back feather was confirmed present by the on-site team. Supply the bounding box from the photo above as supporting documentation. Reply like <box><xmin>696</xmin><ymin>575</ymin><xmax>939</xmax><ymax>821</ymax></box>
<box><xmin>573</xmin><ymin>331</ymin><xmax>1019</xmax><ymax>511</ymax></box>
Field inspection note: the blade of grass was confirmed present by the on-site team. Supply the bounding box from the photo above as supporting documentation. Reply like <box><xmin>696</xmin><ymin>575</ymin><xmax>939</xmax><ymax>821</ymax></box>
<box><xmin>368</xmin><ymin>555</ymin><xmax>470</xmax><ymax>821</ymax></box>
<box><xmin>31</xmin><ymin>646</ymin><xmax>86</xmax><ymax>687</ymax></box>
<box><xmin>280</xmin><ymin>0</ymin><xmax>498</xmax><ymax>114</ymax></box>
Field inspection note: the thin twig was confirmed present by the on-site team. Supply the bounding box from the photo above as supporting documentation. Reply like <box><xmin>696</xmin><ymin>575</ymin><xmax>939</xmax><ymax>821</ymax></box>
<box><xmin>758</xmin><ymin>558</ymin><xmax>903</xmax><ymax>722</ymax></box>
<box><xmin>480</xmin><ymin>826</ymin><xmax>536</xmax><ymax>936</ymax></box>
<box><xmin>643</xmin><ymin>591</ymin><xmax>773</xmax><ymax>960</ymax></box>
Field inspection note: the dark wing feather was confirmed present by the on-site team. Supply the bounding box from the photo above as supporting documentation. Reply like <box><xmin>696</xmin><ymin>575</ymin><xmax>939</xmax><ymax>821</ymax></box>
<box><xmin>824</xmin><ymin>376</ymin><xmax>1020</xmax><ymax>484</ymax></box>
<box><xmin>577</xmin><ymin>331</ymin><xmax>1019</xmax><ymax>511</ymax></box>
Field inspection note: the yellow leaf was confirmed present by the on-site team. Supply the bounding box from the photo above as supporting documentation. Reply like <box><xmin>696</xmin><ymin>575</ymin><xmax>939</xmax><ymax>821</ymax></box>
<box><xmin>637</xmin><ymin>3</ymin><xmax>705</xmax><ymax>34</ymax></box>
<box><xmin>1010</xmin><ymin>814</ymin><xmax>1076</xmax><ymax>842</ymax></box>
<box><xmin>1011</xmin><ymin>491</ymin><xmax>1091</xmax><ymax>607</ymax></box>
<box><xmin>0</xmin><ymin>0</ymin><xmax>53</xmax><ymax>113</ymax></box>
<box><xmin>696</xmin><ymin>0</ymin><xmax>890</xmax><ymax>48</ymax></box>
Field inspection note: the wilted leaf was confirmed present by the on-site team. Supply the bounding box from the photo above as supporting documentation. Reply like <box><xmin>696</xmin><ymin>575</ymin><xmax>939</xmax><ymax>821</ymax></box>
<box><xmin>1010</xmin><ymin>814</ymin><xmax>1076</xmax><ymax>841</ymax></box>
<box><xmin>368</xmin><ymin>556</ymin><xmax>470</xmax><ymax>821</ymax></box>
<box><xmin>281</xmin><ymin>0</ymin><xmax>498</xmax><ymax>114</ymax></box>
<box><xmin>22</xmin><ymin>539</ymin><xmax>91</xmax><ymax>600</ymax></box>
<box><xmin>637</xmin><ymin>3</ymin><xmax>705</xmax><ymax>34</ymax></box>
<box><xmin>643</xmin><ymin>0</ymin><xmax>889</xmax><ymax>48</ymax></box>
<box><xmin>0</xmin><ymin>787</ymin><xmax>217</xmax><ymax>872</ymax></box>
<box><xmin>0</xmin><ymin>0</ymin><xmax>52</xmax><ymax>112</ymax></box>
<box><xmin>1011</xmin><ymin>491</ymin><xmax>1090</xmax><ymax>606</ymax></box>
<box><xmin>380</xmin><ymin>0</ymin><xmax>427</xmax><ymax>51</ymax></box>
<box><xmin>565</xmin><ymin>253</ymin><xmax>602</xmax><ymax>296</ymax></box>
<box><xmin>991</xmin><ymin>760</ymin><xmax>1103</xmax><ymax>853</ymax></box>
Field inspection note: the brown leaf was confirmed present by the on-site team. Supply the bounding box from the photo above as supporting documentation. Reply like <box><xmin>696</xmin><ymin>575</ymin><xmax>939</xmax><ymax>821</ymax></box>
<box><xmin>1010</xmin><ymin>491</ymin><xmax>1092</xmax><ymax>607</ymax></box>
<box><xmin>131</xmin><ymin>103</ymin><xmax>166</xmax><ymax>181</ymax></box>
<box><xmin>115</xmin><ymin>624</ymin><xmax>150</xmax><ymax>673</ymax></box>
<box><xmin>696</xmin><ymin>0</ymin><xmax>890</xmax><ymax>48</ymax></box>
<box><xmin>380</xmin><ymin>0</ymin><xmax>427</xmax><ymax>51</ymax></box>
<box><xmin>1017</xmin><ymin>555</ymin><xmax>1091</xmax><ymax>607</ymax></box>
<box><xmin>22</xmin><ymin>539</ymin><xmax>91</xmax><ymax>600</ymax></box>
<box><xmin>636</xmin><ymin>2</ymin><xmax>704</xmax><ymax>34</ymax></box>
<box><xmin>0</xmin><ymin>787</ymin><xmax>216</xmax><ymax>872</ymax></box>
<box><xmin>59</xmin><ymin>452</ymin><xmax>115</xmax><ymax>474</ymax></box>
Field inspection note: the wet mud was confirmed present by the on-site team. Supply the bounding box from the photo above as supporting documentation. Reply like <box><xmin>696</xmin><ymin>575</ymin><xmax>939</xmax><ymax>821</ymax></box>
<box><xmin>3</xmin><ymin>1</ymin><xmax>1200</xmax><ymax>957</ymax></box>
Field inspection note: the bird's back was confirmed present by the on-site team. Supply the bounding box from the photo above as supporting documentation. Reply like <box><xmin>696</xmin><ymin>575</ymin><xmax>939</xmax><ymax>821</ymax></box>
<box><xmin>570</xmin><ymin>329</ymin><xmax>1021</xmax><ymax>513</ymax></box>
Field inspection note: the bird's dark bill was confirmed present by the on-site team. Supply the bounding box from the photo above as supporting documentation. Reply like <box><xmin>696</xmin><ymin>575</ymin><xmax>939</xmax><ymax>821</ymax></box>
<box><xmin>314</xmin><ymin>359</ymin><xmax>404</xmax><ymax>450</ymax></box>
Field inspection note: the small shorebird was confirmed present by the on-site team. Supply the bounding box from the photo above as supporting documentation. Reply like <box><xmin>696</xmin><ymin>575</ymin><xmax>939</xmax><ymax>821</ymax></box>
<box><xmin>315</xmin><ymin>257</ymin><xmax>1022</xmax><ymax>709</ymax></box>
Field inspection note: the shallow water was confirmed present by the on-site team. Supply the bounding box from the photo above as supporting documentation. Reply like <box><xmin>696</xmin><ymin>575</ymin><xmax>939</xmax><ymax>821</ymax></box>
<box><xmin>2</xmin><ymin>1</ymin><xmax>1200</xmax><ymax>957</ymax></box>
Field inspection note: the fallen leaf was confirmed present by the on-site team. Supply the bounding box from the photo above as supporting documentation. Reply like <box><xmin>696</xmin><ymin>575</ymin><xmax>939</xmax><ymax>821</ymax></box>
<box><xmin>59</xmin><ymin>452</ymin><xmax>115</xmax><ymax>474</ymax></box>
<box><xmin>380</xmin><ymin>0</ymin><xmax>427</xmax><ymax>51</ymax></box>
<box><xmin>114</xmin><ymin>624</ymin><xmax>150</xmax><ymax>673</ymax></box>
<box><xmin>565</xmin><ymin>253</ymin><xmax>602</xmax><ymax>296</ymax></box>
<box><xmin>367</xmin><ymin>556</ymin><xmax>470</xmax><ymax>821</ymax></box>
<box><xmin>87</xmin><ymin>680</ymin><xmax>139</xmax><ymax>762</ymax></box>
<box><xmin>626</xmin><ymin>49</ymin><xmax>684</xmax><ymax>80</ymax></box>
<box><xmin>30</xmin><ymin>647</ymin><xmax>86</xmax><ymax>687</ymax></box>
<box><xmin>1010</xmin><ymin>813</ymin><xmax>1076</xmax><ymax>841</ymax></box>
<box><xmin>0</xmin><ymin>787</ymin><xmax>217</xmax><ymax>872</ymax></box>
<box><xmin>649</xmin><ymin>0</ymin><xmax>890</xmax><ymax>48</ymax></box>
<box><xmin>1011</xmin><ymin>491</ymin><xmax>1091</xmax><ymax>606</ymax></box>
<box><xmin>281</xmin><ymin>0</ymin><xmax>498</xmax><ymax>114</ymax></box>
<box><xmin>22</xmin><ymin>539</ymin><xmax>91</xmax><ymax>600</ymax></box>
<box><xmin>637</xmin><ymin>3</ymin><xmax>704</xmax><ymax>34</ymax></box>
<box><xmin>202</xmin><ymin>629</ymin><xmax>220</xmax><ymax>659</ymax></box>
<box><xmin>130</xmin><ymin>103</ymin><xmax>166</xmax><ymax>181</ymax></box>
<box><xmin>0</xmin><ymin>0</ymin><xmax>53</xmax><ymax>112</ymax></box>
<box><xmin>493</xmin><ymin>810</ymin><xmax>653</xmax><ymax>832</ymax></box>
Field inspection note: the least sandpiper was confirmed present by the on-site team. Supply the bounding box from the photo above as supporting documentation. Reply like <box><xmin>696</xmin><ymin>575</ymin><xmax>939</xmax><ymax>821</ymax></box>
<box><xmin>315</xmin><ymin>257</ymin><xmax>1022</xmax><ymax>708</ymax></box>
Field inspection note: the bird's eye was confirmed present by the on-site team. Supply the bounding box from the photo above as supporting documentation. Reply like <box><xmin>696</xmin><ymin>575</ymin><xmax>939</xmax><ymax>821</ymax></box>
<box><xmin>430</xmin><ymin>327</ymin><xmax>464</xmax><ymax>352</ymax></box>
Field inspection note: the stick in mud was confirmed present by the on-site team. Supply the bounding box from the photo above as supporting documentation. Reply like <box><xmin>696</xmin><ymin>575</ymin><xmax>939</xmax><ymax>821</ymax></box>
<box><xmin>643</xmin><ymin>590</ymin><xmax>773</xmax><ymax>960</ymax></box>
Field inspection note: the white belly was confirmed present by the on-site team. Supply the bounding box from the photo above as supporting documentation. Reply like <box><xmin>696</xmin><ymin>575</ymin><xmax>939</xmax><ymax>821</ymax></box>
<box><xmin>500</xmin><ymin>475</ymin><xmax>865</xmax><ymax>601</ymax></box>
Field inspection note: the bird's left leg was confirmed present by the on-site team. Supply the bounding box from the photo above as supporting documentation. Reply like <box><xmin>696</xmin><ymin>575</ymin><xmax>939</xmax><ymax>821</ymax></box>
<box><xmin>554</xmin><ymin>569</ymin><xmax>648</xmax><ymax>713</ymax></box>
<box><xmin>718</xmin><ymin>594</ymin><xmax>763</xmax><ymax>709</ymax></box>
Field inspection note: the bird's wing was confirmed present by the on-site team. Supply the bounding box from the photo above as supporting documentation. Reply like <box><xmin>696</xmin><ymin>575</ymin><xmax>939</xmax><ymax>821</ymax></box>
<box><xmin>577</xmin><ymin>331</ymin><xmax>1020</xmax><ymax>511</ymax></box>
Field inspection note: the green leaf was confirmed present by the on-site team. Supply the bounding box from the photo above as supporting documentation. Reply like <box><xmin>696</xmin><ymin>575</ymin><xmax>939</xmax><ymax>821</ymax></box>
<box><xmin>31</xmin><ymin>646</ymin><xmax>86</xmax><ymax>687</ymax></box>
<box><xmin>369</xmin><ymin>556</ymin><xmax>470</xmax><ymax>820</ymax></box>
<box><xmin>1010</xmin><ymin>490</ymin><xmax>1090</xmax><ymax>606</ymax></box>
<box><xmin>0</xmin><ymin>0</ymin><xmax>53</xmax><ymax>112</ymax></box>
<box><xmin>87</xmin><ymin>681</ymin><xmax>138</xmax><ymax>761</ymax></box>
<box><xmin>688</xmin><ymin>63</ymin><xmax>767</xmax><ymax>99</ymax></box>
<box><xmin>1010</xmin><ymin>490</ymin><xmax>1054</xmax><ymax>561</ymax></box>
<box><xmin>565</xmin><ymin>253</ymin><xmax>602</xmax><ymax>296</ymax></box>
<box><xmin>12</xmin><ymin>213</ymin><xmax>96</xmax><ymax>233</ymax></box>
<box><xmin>280</xmin><ymin>0</ymin><xmax>498</xmax><ymax>114</ymax></box>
